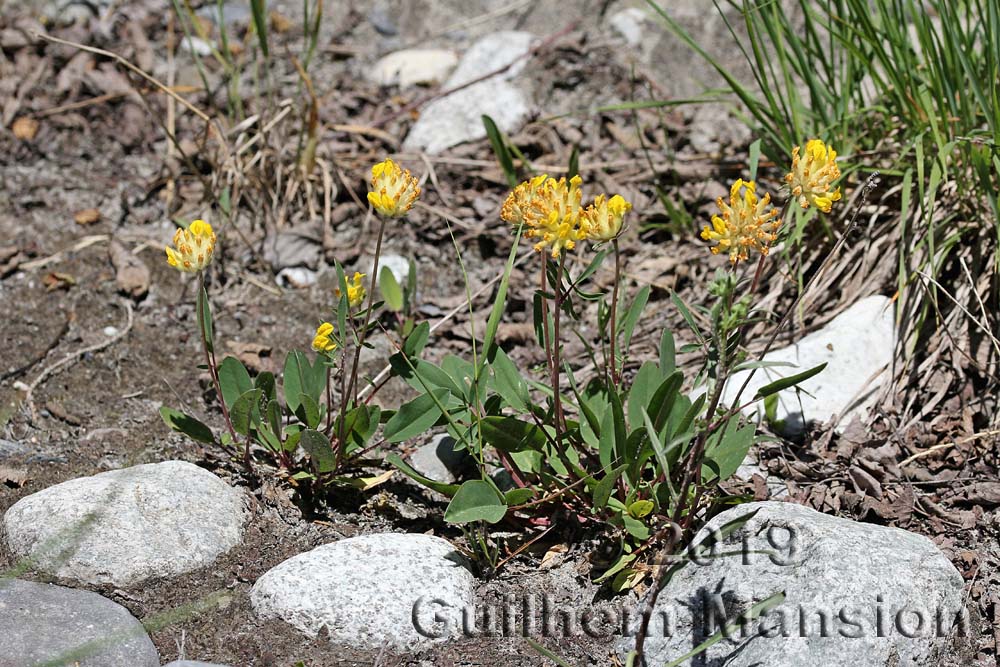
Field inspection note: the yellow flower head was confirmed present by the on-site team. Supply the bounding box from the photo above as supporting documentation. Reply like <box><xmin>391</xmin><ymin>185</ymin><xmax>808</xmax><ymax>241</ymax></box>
<box><xmin>785</xmin><ymin>139</ymin><xmax>842</xmax><ymax>212</ymax></box>
<box><xmin>336</xmin><ymin>272</ymin><xmax>367</xmax><ymax>309</ymax></box>
<box><xmin>500</xmin><ymin>174</ymin><xmax>548</xmax><ymax>225</ymax></box>
<box><xmin>701</xmin><ymin>179</ymin><xmax>782</xmax><ymax>265</ymax></box>
<box><xmin>367</xmin><ymin>158</ymin><xmax>420</xmax><ymax>218</ymax></box>
<box><xmin>584</xmin><ymin>194</ymin><xmax>632</xmax><ymax>243</ymax></box>
<box><xmin>312</xmin><ymin>322</ymin><xmax>337</xmax><ymax>353</ymax></box>
<box><xmin>503</xmin><ymin>175</ymin><xmax>587</xmax><ymax>258</ymax></box>
<box><xmin>165</xmin><ymin>219</ymin><xmax>216</xmax><ymax>273</ymax></box>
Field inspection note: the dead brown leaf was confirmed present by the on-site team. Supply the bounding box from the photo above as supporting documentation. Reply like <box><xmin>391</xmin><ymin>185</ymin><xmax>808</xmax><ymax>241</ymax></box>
<box><xmin>74</xmin><ymin>208</ymin><xmax>102</xmax><ymax>225</ymax></box>
<box><xmin>11</xmin><ymin>116</ymin><xmax>38</xmax><ymax>140</ymax></box>
<box><xmin>42</xmin><ymin>271</ymin><xmax>76</xmax><ymax>292</ymax></box>
<box><xmin>108</xmin><ymin>240</ymin><xmax>150</xmax><ymax>299</ymax></box>
<box><xmin>539</xmin><ymin>543</ymin><xmax>568</xmax><ymax>570</ymax></box>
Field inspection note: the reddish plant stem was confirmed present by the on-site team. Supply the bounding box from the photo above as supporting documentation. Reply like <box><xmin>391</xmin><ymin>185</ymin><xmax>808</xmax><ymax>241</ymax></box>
<box><xmin>197</xmin><ymin>274</ymin><xmax>243</xmax><ymax>469</ymax></box>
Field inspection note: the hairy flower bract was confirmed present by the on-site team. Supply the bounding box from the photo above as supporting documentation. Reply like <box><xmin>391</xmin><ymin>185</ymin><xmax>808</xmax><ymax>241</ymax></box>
<box><xmin>584</xmin><ymin>194</ymin><xmax>632</xmax><ymax>243</ymax></box>
<box><xmin>367</xmin><ymin>158</ymin><xmax>420</xmax><ymax>218</ymax></box>
<box><xmin>785</xmin><ymin>139</ymin><xmax>842</xmax><ymax>212</ymax></box>
<box><xmin>312</xmin><ymin>322</ymin><xmax>337</xmax><ymax>353</ymax></box>
<box><xmin>701</xmin><ymin>179</ymin><xmax>781</xmax><ymax>265</ymax></box>
<box><xmin>165</xmin><ymin>219</ymin><xmax>216</xmax><ymax>273</ymax></box>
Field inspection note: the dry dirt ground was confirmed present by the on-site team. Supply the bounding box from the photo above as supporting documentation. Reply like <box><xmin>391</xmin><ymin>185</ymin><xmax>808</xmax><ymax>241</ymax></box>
<box><xmin>0</xmin><ymin>1</ymin><xmax>998</xmax><ymax>665</ymax></box>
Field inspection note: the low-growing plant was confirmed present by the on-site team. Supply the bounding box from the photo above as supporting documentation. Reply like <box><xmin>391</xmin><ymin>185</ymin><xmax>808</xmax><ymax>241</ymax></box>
<box><xmin>386</xmin><ymin>141</ymin><xmax>840</xmax><ymax>589</ymax></box>
<box><xmin>159</xmin><ymin>158</ymin><xmax>422</xmax><ymax>489</ymax></box>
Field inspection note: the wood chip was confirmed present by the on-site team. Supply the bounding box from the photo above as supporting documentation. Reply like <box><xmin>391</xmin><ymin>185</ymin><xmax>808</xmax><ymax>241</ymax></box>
<box><xmin>11</xmin><ymin>116</ymin><xmax>39</xmax><ymax>140</ymax></box>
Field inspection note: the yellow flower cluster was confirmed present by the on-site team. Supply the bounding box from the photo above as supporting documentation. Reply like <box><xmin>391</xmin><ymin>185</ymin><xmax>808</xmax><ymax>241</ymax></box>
<box><xmin>367</xmin><ymin>158</ymin><xmax>421</xmax><ymax>218</ymax></box>
<box><xmin>701</xmin><ymin>179</ymin><xmax>782</xmax><ymax>265</ymax></box>
<box><xmin>501</xmin><ymin>175</ymin><xmax>632</xmax><ymax>258</ymax></box>
<box><xmin>584</xmin><ymin>194</ymin><xmax>632</xmax><ymax>243</ymax></box>
<box><xmin>165</xmin><ymin>219</ymin><xmax>216</xmax><ymax>273</ymax></box>
<box><xmin>785</xmin><ymin>139</ymin><xmax>841</xmax><ymax>212</ymax></box>
<box><xmin>312</xmin><ymin>322</ymin><xmax>337</xmax><ymax>353</ymax></box>
<box><xmin>337</xmin><ymin>272</ymin><xmax>367</xmax><ymax>309</ymax></box>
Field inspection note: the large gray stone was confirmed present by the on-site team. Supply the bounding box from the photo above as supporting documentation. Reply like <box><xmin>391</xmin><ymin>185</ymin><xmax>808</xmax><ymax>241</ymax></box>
<box><xmin>403</xmin><ymin>31</ymin><xmax>534</xmax><ymax>154</ymax></box>
<box><xmin>409</xmin><ymin>434</ymin><xmax>473</xmax><ymax>485</ymax></box>
<box><xmin>0</xmin><ymin>579</ymin><xmax>159</xmax><ymax>667</ymax></box>
<box><xmin>250</xmin><ymin>533</ymin><xmax>475</xmax><ymax>651</ymax></box>
<box><xmin>620</xmin><ymin>501</ymin><xmax>965</xmax><ymax>666</ymax></box>
<box><xmin>3</xmin><ymin>461</ymin><xmax>247</xmax><ymax>587</ymax></box>
<box><xmin>723</xmin><ymin>295</ymin><xmax>895</xmax><ymax>435</ymax></box>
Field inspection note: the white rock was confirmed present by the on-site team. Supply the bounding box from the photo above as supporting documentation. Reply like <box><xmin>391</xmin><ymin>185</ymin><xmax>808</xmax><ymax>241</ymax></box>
<box><xmin>369</xmin><ymin>49</ymin><xmax>458</xmax><ymax>87</ymax></box>
<box><xmin>3</xmin><ymin>460</ymin><xmax>247</xmax><ymax>587</ymax></box>
<box><xmin>276</xmin><ymin>266</ymin><xmax>318</xmax><ymax>289</ymax></box>
<box><xmin>180</xmin><ymin>36</ymin><xmax>215</xmax><ymax>57</ymax></box>
<box><xmin>403</xmin><ymin>31</ymin><xmax>534</xmax><ymax>155</ymax></box>
<box><xmin>609</xmin><ymin>7</ymin><xmax>649</xmax><ymax>46</ymax></box>
<box><xmin>0</xmin><ymin>579</ymin><xmax>160</xmax><ymax>667</ymax></box>
<box><xmin>620</xmin><ymin>501</ymin><xmax>965</xmax><ymax>666</ymax></box>
<box><xmin>723</xmin><ymin>295</ymin><xmax>894</xmax><ymax>435</ymax></box>
<box><xmin>251</xmin><ymin>533</ymin><xmax>475</xmax><ymax>650</ymax></box>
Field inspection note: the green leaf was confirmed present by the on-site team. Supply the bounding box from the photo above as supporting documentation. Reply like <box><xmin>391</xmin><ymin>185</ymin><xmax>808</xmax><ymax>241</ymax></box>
<box><xmin>491</xmin><ymin>348</ymin><xmax>530</xmax><ymax>412</ymax></box>
<box><xmin>477</xmin><ymin>223</ymin><xmax>523</xmax><ymax>382</ymax></box>
<box><xmin>295</xmin><ymin>392</ymin><xmax>321</xmax><ymax>429</ymax></box>
<box><xmin>384</xmin><ymin>389</ymin><xmax>450</xmax><ymax>443</ymax></box>
<box><xmin>379</xmin><ymin>265</ymin><xmax>404</xmax><ymax>312</ymax></box>
<box><xmin>703</xmin><ymin>419</ymin><xmax>755</xmax><ymax>483</ymax></box>
<box><xmin>299</xmin><ymin>428</ymin><xmax>336</xmax><ymax>473</ymax></box>
<box><xmin>230</xmin><ymin>388</ymin><xmax>263</xmax><ymax>436</ymax></box>
<box><xmin>159</xmin><ymin>406</ymin><xmax>215</xmax><ymax>444</ymax></box>
<box><xmin>249</xmin><ymin>0</ymin><xmax>269</xmax><ymax>57</ymax></box>
<box><xmin>504</xmin><ymin>487</ymin><xmax>535</xmax><ymax>506</ymax></box>
<box><xmin>483</xmin><ymin>115</ymin><xmax>518</xmax><ymax>187</ymax></box>
<box><xmin>659</xmin><ymin>329</ymin><xmax>676</xmax><ymax>377</ymax></box>
<box><xmin>196</xmin><ymin>284</ymin><xmax>214</xmax><ymax>354</ymax></box>
<box><xmin>567</xmin><ymin>144</ymin><xmax>580</xmax><ymax>180</ymax></box>
<box><xmin>444</xmin><ymin>480</ymin><xmax>507</xmax><ymax>524</ymax></box>
<box><xmin>619</xmin><ymin>285</ymin><xmax>650</xmax><ymax>356</ymax></box>
<box><xmin>628</xmin><ymin>499</ymin><xmax>654</xmax><ymax>518</ymax></box>
<box><xmin>283</xmin><ymin>351</ymin><xmax>307</xmax><ymax>414</ymax></box>
<box><xmin>592</xmin><ymin>463</ymin><xmax>628</xmax><ymax>510</ymax></box>
<box><xmin>627</xmin><ymin>362</ymin><xmax>660</xmax><ymax>431</ymax></box>
<box><xmin>480</xmin><ymin>416</ymin><xmax>547</xmax><ymax>453</ymax></box>
<box><xmin>622</xmin><ymin>513</ymin><xmax>650</xmax><ymax>540</ymax></box>
<box><xmin>218</xmin><ymin>356</ymin><xmax>253</xmax><ymax>409</ymax></box>
<box><xmin>403</xmin><ymin>321</ymin><xmax>430</xmax><ymax>357</ymax></box>
<box><xmin>748</xmin><ymin>137</ymin><xmax>762</xmax><ymax>182</ymax></box>
<box><xmin>254</xmin><ymin>371</ymin><xmax>277</xmax><ymax>403</ymax></box>
<box><xmin>386</xmin><ymin>452</ymin><xmax>460</xmax><ymax>496</ymax></box>
<box><xmin>754</xmin><ymin>362</ymin><xmax>828</xmax><ymax>399</ymax></box>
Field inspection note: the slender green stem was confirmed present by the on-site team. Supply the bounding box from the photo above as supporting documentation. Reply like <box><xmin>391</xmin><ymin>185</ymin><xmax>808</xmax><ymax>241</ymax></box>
<box><xmin>339</xmin><ymin>217</ymin><xmax>386</xmax><ymax>469</ymax></box>
<box><xmin>609</xmin><ymin>239</ymin><xmax>623</xmax><ymax>386</ymax></box>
